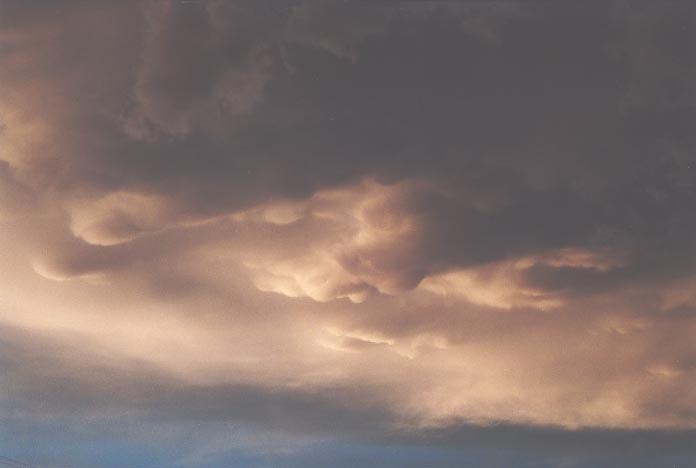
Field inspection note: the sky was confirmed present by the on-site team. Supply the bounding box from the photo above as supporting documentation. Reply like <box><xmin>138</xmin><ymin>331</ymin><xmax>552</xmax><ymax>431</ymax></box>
<box><xmin>0</xmin><ymin>1</ymin><xmax>695</xmax><ymax>467</ymax></box>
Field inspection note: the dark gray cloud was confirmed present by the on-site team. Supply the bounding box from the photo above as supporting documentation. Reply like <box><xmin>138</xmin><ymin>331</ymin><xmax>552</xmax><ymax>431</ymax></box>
<box><xmin>0</xmin><ymin>324</ymin><xmax>383</xmax><ymax>435</ymax></box>
<box><xmin>2</xmin><ymin>323</ymin><xmax>695</xmax><ymax>468</ymax></box>
<box><xmin>2</xmin><ymin>0</ymin><xmax>692</xmax><ymax>295</ymax></box>
<box><xmin>1</xmin><ymin>1</ymin><xmax>696</xmax><ymax>467</ymax></box>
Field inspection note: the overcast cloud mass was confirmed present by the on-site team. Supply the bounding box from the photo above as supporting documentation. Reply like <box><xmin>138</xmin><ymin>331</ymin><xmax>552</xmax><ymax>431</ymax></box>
<box><xmin>1</xmin><ymin>1</ymin><xmax>696</xmax><ymax>467</ymax></box>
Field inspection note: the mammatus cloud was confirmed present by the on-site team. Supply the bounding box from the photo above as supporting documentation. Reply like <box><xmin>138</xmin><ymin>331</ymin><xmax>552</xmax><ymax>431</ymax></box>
<box><xmin>9</xmin><ymin>176</ymin><xmax>696</xmax><ymax>434</ymax></box>
<box><xmin>1</xmin><ymin>1</ymin><xmax>696</xmax><ymax>467</ymax></box>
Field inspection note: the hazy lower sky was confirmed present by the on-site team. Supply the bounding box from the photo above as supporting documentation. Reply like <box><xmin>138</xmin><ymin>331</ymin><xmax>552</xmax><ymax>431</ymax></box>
<box><xmin>1</xmin><ymin>1</ymin><xmax>695</xmax><ymax>467</ymax></box>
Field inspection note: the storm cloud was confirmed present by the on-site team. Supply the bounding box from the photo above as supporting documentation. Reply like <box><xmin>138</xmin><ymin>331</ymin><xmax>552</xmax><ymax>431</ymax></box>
<box><xmin>1</xmin><ymin>1</ymin><xmax>695</xmax><ymax>467</ymax></box>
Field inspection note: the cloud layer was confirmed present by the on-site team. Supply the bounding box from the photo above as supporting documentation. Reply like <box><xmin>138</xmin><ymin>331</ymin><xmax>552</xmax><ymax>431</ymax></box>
<box><xmin>1</xmin><ymin>1</ymin><xmax>696</xmax><ymax>466</ymax></box>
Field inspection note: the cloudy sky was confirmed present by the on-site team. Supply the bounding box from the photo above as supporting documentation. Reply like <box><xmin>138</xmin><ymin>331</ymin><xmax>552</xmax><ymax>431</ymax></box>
<box><xmin>1</xmin><ymin>1</ymin><xmax>695</xmax><ymax>467</ymax></box>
